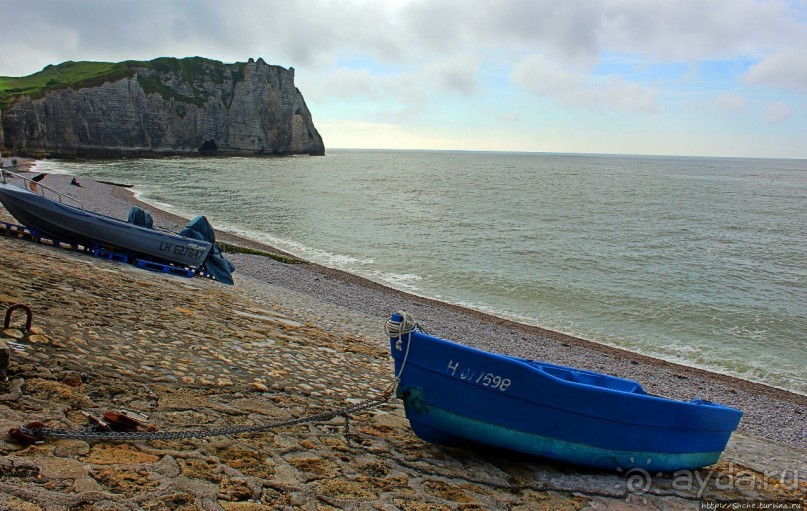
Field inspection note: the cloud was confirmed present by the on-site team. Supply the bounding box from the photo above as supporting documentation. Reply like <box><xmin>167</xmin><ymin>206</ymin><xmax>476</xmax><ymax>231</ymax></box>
<box><xmin>744</xmin><ymin>49</ymin><xmax>807</xmax><ymax>94</ymax></box>
<box><xmin>305</xmin><ymin>67</ymin><xmax>429</xmax><ymax>123</ymax></box>
<box><xmin>759</xmin><ymin>101</ymin><xmax>793</xmax><ymax>123</ymax></box>
<box><xmin>3</xmin><ymin>0</ymin><xmax>806</xmax><ymax>79</ymax></box>
<box><xmin>316</xmin><ymin>118</ymin><xmax>460</xmax><ymax>149</ymax></box>
<box><xmin>398</xmin><ymin>1</ymin><xmax>591</xmax><ymax>62</ymax></box>
<box><xmin>371</xmin><ymin>73</ymin><xmax>430</xmax><ymax>122</ymax></box>
<box><xmin>597</xmin><ymin>77</ymin><xmax>658</xmax><ymax>112</ymax></box>
<box><xmin>498</xmin><ymin>112</ymin><xmax>523</xmax><ymax>123</ymax></box>
<box><xmin>318</xmin><ymin>68</ymin><xmax>382</xmax><ymax>101</ymax></box>
<box><xmin>0</xmin><ymin>0</ymin><xmax>252</xmax><ymax>75</ymax></box>
<box><xmin>510</xmin><ymin>55</ymin><xmax>580</xmax><ymax>97</ymax></box>
<box><xmin>511</xmin><ymin>55</ymin><xmax>657</xmax><ymax>113</ymax></box>
<box><xmin>402</xmin><ymin>0</ymin><xmax>806</xmax><ymax>66</ymax></box>
<box><xmin>714</xmin><ymin>92</ymin><xmax>749</xmax><ymax>113</ymax></box>
<box><xmin>427</xmin><ymin>54</ymin><xmax>481</xmax><ymax>95</ymax></box>
<box><xmin>446</xmin><ymin>0</ymin><xmax>603</xmax><ymax>66</ymax></box>
<box><xmin>598</xmin><ymin>0</ymin><xmax>806</xmax><ymax>61</ymax></box>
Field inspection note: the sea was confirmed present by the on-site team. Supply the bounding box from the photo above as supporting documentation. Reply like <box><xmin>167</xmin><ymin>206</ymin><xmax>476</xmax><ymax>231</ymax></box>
<box><xmin>36</xmin><ymin>150</ymin><xmax>807</xmax><ymax>396</ymax></box>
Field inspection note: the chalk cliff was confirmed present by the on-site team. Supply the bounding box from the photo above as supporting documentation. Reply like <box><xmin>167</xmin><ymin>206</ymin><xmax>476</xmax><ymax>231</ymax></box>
<box><xmin>0</xmin><ymin>57</ymin><xmax>324</xmax><ymax>158</ymax></box>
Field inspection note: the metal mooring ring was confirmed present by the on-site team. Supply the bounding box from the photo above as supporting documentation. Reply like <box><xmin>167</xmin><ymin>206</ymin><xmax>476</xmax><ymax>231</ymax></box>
<box><xmin>4</xmin><ymin>304</ymin><xmax>33</xmax><ymax>332</ymax></box>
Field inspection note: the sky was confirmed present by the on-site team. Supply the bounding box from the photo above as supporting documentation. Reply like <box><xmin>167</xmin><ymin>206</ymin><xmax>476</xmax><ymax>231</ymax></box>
<box><xmin>1</xmin><ymin>0</ymin><xmax>806</xmax><ymax>159</ymax></box>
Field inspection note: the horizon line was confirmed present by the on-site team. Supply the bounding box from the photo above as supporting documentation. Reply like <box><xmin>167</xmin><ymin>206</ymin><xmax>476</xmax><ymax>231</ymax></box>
<box><xmin>324</xmin><ymin>147</ymin><xmax>807</xmax><ymax>161</ymax></box>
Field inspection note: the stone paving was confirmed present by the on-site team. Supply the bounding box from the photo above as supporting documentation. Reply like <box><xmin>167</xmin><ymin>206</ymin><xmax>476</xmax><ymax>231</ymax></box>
<box><xmin>0</xmin><ymin>218</ymin><xmax>805</xmax><ymax>510</ymax></box>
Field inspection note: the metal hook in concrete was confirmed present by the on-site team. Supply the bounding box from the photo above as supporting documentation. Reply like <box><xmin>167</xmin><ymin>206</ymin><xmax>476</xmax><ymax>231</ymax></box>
<box><xmin>4</xmin><ymin>304</ymin><xmax>33</xmax><ymax>332</ymax></box>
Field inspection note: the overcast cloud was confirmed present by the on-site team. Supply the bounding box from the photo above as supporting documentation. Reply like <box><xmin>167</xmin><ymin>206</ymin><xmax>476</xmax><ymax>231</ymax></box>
<box><xmin>1</xmin><ymin>0</ymin><xmax>805</xmax><ymax>157</ymax></box>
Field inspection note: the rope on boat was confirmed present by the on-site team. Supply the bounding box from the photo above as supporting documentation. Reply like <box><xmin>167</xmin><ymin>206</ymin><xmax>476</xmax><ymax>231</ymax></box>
<box><xmin>384</xmin><ymin>310</ymin><xmax>419</xmax><ymax>339</ymax></box>
<box><xmin>384</xmin><ymin>310</ymin><xmax>422</xmax><ymax>386</ymax></box>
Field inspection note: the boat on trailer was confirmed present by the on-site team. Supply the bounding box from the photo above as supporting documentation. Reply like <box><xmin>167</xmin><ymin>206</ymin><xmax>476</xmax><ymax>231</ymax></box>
<box><xmin>0</xmin><ymin>169</ymin><xmax>212</xmax><ymax>268</ymax></box>
<box><xmin>386</xmin><ymin>312</ymin><xmax>742</xmax><ymax>471</ymax></box>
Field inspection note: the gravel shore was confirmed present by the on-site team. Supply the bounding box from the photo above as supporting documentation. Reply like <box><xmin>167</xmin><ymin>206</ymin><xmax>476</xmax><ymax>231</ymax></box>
<box><xmin>32</xmin><ymin>171</ymin><xmax>805</xmax><ymax>449</ymax></box>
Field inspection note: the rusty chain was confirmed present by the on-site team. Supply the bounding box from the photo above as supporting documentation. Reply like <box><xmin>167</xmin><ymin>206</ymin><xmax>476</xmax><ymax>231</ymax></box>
<box><xmin>16</xmin><ymin>385</ymin><xmax>395</xmax><ymax>443</ymax></box>
<box><xmin>6</xmin><ymin>303</ymin><xmax>407</xmax><ymax>444</ymax></box>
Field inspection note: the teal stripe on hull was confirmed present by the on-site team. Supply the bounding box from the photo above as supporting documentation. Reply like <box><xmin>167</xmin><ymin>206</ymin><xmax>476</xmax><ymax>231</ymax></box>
<box><xmin>408</xmin><ymin>401</ymin><xmax>722</xmax><ymax>472</ymax></box>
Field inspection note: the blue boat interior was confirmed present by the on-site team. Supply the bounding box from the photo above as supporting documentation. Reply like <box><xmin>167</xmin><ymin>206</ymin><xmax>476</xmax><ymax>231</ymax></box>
<box><xmin>524</xmin><ymin>359</ymin><xmax>648</xmax><ymax>394</ymax></box>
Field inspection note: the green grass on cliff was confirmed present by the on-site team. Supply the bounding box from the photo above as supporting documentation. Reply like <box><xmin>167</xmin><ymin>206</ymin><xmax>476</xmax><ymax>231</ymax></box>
<box><xmin>0</xmin><ymin>61</ymin><xmax>129</xmax><ymax>107</ymax></box>
<box><xmin>0</xmin><ymin>57</ymin><xmax>244</xmax><ymax>109</ymax></box>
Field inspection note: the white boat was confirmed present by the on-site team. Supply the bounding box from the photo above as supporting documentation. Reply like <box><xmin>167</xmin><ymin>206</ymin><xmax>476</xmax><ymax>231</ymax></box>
<box><xmin>0</xmin><ymin>169</ymin><xmax>212</xmax><ymax>268</ymax></box>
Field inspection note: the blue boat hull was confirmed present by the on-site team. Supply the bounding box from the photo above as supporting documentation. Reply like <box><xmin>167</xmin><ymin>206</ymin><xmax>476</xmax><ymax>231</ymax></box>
<box><xmin>388</xmin><ymin>313</ymin><xmax>742</xmax><ymax>471</ymax></box>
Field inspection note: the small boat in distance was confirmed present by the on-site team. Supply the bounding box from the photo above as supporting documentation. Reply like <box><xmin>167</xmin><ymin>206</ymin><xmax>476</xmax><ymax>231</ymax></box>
<box><xmin>386</xmin><ymin>312</ymin><xmax>742</xmax><ymax>471</ymax></box>
<box><xmin>0</xmin><ymin>169</ymin><xmax>212</xmax><ymax>268</ymax></box>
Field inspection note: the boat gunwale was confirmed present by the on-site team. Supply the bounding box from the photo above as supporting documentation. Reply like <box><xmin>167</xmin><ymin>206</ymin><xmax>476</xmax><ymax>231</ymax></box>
<box><xmin>51</xmin><ymin>199</ymin><xmax>210</xmax><ymax>245</ymax></box>
<box><xmin>393</xmin><ymin>328</ymin><xmax>741</xmax><ymax>413</ymax></box>
<box><xmin>0</xmin><ymin>167</ymin><xmax>85</xmax><ymax>210</ymax></box>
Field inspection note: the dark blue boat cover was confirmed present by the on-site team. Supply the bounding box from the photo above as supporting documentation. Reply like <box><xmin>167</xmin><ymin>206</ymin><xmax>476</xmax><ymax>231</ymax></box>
<box><xmin>179</xmin><ymin>215</ymin><xmax>235</xmax><ymax>285</ymax></box>
<box><xmin>127</xmin><ymin>206</ymin><xmax>154</xmax><ymax>228</ymax></box>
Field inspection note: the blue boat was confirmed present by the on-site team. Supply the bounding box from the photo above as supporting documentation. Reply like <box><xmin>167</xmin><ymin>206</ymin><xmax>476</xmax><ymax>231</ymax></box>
<box><xmin>386</xmin><ymin>312</ymin><xmax>742</xmax><ymax>471</ymax></box>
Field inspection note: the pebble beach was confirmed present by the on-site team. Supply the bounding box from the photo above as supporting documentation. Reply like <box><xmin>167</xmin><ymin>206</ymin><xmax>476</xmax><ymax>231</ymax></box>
<box><xmin>0</xmin><ymin>171</ymin><xmax>804</xmax><ymax>510</ymax></box>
